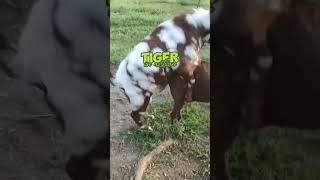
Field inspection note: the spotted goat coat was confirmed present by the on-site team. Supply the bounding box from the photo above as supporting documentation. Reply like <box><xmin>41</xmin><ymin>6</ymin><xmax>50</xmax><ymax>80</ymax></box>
<box><xmin>114</xmin><ymin>8</ymin><xmax>210</xmax><ymax>127</ymax></box>
<box><xmin>13</xmin><ymin>0</ymin><xmax>109</xmax><ymax>179</ymax></box>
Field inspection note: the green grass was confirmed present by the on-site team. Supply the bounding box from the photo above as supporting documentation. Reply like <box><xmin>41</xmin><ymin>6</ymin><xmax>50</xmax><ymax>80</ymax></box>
<box><xmin>111</xmin><ymin>0</ymin><xmax>210</xmax><ymax>177</ymax></box>
<box><xmin>110</xmin><ymin>0</ymin><xmax>210</xmax><ymax>65</ymax></box>
<box><xmin>227</xmin><ymin>128</ymin><xmax>320</xmax><ymax>180</ymax></box>
<box><xmin>124</xmin><ymin>97</ymin><xmax>210</xmax><ymax>150</ymax></box>
<box><xmin>124</xmin><ymin>94</ymin><xmax>210</xmax><ymax>175</ymax></box>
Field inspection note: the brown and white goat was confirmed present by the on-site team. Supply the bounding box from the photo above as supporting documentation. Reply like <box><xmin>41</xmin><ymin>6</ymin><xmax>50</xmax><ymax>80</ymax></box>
<box><xmin>169</xmin><ymin>61</ymin><xmax>210</xmax><ymax>122</ymax></box>
<box><xmin>213</xmin><ymin>1</ymin><xmax>291</xmax><ymax>179</ymax></box>
<box><xmin>14</xmin><ymin>0</ymin><xmax>109</xmax><ymax>179</ymax></box>
<box><xmin>214</xmin><ymin>0</ymin><xmax>294</xmax><ymax>129</ymax></box>
<box><xmin>114</xmin><ymin>8</ymin><xmax>210</xmax><ymax>127</ymax></box>
<box><xmin>213</xmin><ymin>0</ymin><xmax>320</xmax><ymax>180</ymax></box>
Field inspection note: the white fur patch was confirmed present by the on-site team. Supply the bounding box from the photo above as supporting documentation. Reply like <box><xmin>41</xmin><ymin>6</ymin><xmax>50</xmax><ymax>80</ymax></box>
<box><xmin>115</xmin><ymin>60</ymin><xmax>146</xmax><ymax>110</ymax></box>
<box><xmin>203</xmin><ymin>34</ymin><xmax>210</xmax><ymax>42</ymax></box>
<box><xmin>184</xmin><ymin>44</ymin><xmax>198</xmax><ymax>62</ymax></box>
<box><xmin>139</xmin><ymin>112</ymin><xmax>155</xmax><ymax>119</ymax></box>
<box><xmin>192</xmin><ymin>37</ymin><xmax>197</xmax><ymax>45</ymax></box>
<box><xmin>145</xmin><ymin>92</ymin><xmax>151</xmax><ymax>97</ymax></box>
<box><xmin>114</xmin><ymin>42</ymin><xmax>159</xmax><ymax>111</ymax></box>
<box><xmin>148</xmin><ymin>76</ymin><xmax>155</xmax><ymax>83</ymax></box>
<box><xmin>185</xmin><ymin>8</ymin><xmax>210</xmax><ymax>30</ymax></box>
<box><xmin>158</xmin><ymin>20</ymin><xmax>186</xmax><ymax>51</ymax></box>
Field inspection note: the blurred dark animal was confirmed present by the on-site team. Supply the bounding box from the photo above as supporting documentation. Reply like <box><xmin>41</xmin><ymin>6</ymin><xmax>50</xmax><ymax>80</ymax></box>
<box><xmin>213</xmin><ymin>0</ymin><xmax>320</xmax><ymax>179</ymax></box>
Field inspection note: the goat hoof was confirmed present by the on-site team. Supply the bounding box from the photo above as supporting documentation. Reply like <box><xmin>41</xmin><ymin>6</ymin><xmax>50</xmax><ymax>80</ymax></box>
<box><xmin>140</xmin><ymin>125</ymin><xmax>145</xmax><ymax>129</ymax></box>
<box><xmin>140</xmin><ymin>125</ymin><xmax>153</xmax><ymax>131</ymax></box>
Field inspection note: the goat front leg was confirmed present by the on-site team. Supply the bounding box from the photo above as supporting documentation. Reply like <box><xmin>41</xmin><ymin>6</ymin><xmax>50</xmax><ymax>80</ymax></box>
<box><xmin>131</xmin><ymin>93</ymin><xmax>152</xmax><ymax>128</ymax></box>
<box><xmin>177</xmin><ymin>57</ymin><xmax>199</xmax><ymax>104</ymax></box>
<box><xmin>169</xmin><ymin>74</ymin><xmax>188</xmax><ymax>123</ymax></box>
<box><xmin>246</xmin><ymin>42</ymin><xmax>273</xmax><ymax>129</ymax></box>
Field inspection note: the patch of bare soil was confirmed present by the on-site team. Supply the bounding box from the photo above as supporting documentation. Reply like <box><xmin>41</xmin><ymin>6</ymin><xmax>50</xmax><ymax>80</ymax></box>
<box><xmin>145</xmin><ymin>151</ymin><xmax>202</xmax><ymax>180</ymax></box>
<box><xmin>0</xmin><ymin>72</ymin><xmax>69</xmax><ymax>180</ymax></box>
<box><xmin>110</xmin><ymin>83</ymin><xmax>144</xmax><ymax>179</ymax></box>
<box><xmin>143</xmin><ymin>137</ymin><xmax>210</xmax><ymax>180</ymax></box>
<box><xmin>0</xmin><ymin>4</ymin><xmax>69</xmax><ymax>180</ymax></box>
<box><xmin>0</xmin><ymin>40</ymin><xmax>70</xmax><ymax>180</ymax></box>
<box><xmin>110</xmin><ymin>70</ymin><xmax>209</xmax><ymax>180</ymax></box>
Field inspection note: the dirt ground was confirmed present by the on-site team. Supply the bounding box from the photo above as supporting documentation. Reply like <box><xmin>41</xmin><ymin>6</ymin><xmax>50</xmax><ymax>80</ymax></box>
<box><xmin>0</xmin><ymin>65</ymin><xmax>69</xmax><ymax>180</ymax></box>
<box><xmin>110</xmin><ymin>83</ymin><xmax>142</xmax><ymax>179</ymax></box>
<box><xmin>0</xmin><ymin>3</ymin><xmax>208</xmax><ymax>180</ymax></box>
<box><xmin>0</xmin><ymin>4</ymin><xmax>71</xmax><ymax>180</ymax></box>
<box><xmin>110</xmin><ymin>67</ymin><xmax>209</xmax><ymax>180</ymax></box>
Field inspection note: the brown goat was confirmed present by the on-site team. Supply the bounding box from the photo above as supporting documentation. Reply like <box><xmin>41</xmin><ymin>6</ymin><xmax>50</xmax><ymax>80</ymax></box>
<box><xmin>213</xmin><ymin>0</ymin><xmax>293</xmax><ymax>179</ymax></box>
<box><xmin>214</xmin><ymin>0</ymin><xmax>292</xmax><ymax>129</ymax></box>
<box><xmin>169</xmin><ymin>61</ymin><xmax>210</xmax><ymax>121</ymax></box>
<box><xmin>213</xmin><ymin>0</ymin><xmax>320</xmax><ymax>180</ymax></box>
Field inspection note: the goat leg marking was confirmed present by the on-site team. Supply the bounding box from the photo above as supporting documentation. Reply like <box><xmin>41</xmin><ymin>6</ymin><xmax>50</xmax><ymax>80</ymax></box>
<box><xmin>190</xmin><ymin>78</ymin><xmax>196</xmax><ymax>84</ymax></box>
<box><xmin>131</xmin><ymin>95</ymin><xmax>152</xmax><ymax>127</ymax></box>
<box><xmin>139</xmin><ymin>112</ymin><xmax>155</xmax><ymax>119</ymax></box>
